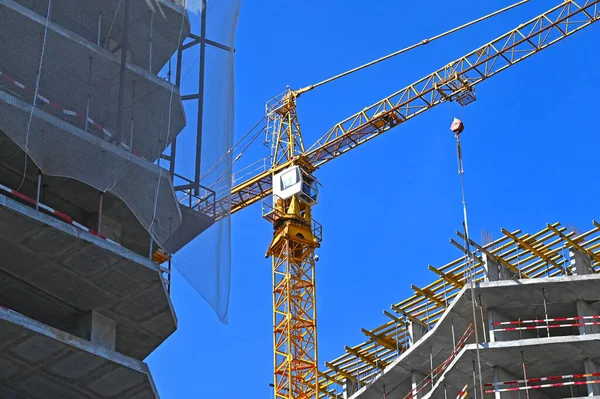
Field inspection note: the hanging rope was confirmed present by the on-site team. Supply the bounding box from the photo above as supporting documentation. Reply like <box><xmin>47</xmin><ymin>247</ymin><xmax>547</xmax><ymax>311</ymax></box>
<box><xmin>18</xmin><ymin>0</ymin><xmax>52</xmax><ymax>192</ymax></box>
<box><xmin>294</xmin><ymin>0</ymin><xmax>529</xmax><ymax>97</ymax></box>
<box><xmin>450</xmin><ymin>118</ymin><xmax>485</xmax><ymax>399</ymax></box>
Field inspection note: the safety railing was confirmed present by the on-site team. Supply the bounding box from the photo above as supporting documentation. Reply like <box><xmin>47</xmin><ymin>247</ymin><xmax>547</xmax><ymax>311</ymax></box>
<box><xmin>404</xmin><ymin>324</ymin><xmax>474</xmax><ymax>399</ymax></box>
<box><xmin>492</xmin><ymin>315</ymin><xmax>600</xmax><ymax>333</ymax></box>
<box><xmin>485</xmin><ymin>371</ymin><xmax>600</xmax><ymax>394</ymax></box>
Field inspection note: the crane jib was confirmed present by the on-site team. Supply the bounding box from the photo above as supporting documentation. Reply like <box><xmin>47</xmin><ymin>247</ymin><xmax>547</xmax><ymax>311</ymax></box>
<box><xmin>306</xmin><ymin>0</ymin><xmax>600</xmax><ymax>169</ymax></box>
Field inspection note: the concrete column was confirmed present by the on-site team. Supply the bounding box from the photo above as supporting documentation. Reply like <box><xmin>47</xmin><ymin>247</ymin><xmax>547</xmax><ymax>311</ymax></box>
<box><xmin>584</xmin><ymin>358</ymin><xmax>600</xmax><ymax>396</ymax></box>
<box><xmin>408</xmin><ymin>320</ymin><xmax>427</xmax><ymax>347</ymax></box>
<box><xmin>576</xmin><ymin>300</ymin><xmax>600</xmax><ymax>335</ymax></box>
<box><xmin>74</xmin><ymin>311</ymin><xmax>117</xmax><ymax>350</ymax></box>
<box><xmin>488</xmin><ymin>308</ymin><xmax>511</xmax><ymax>342</ymax></box>
<box><xmin>571</xmin><ymin>248</ymin><xmax>594</xmax><ymax>275</ymax></box>
<box><xmin>343</xmin><ymin>378</ymin><xmax>358</xmax><ymax>399</ymax></box>
<box><xmin>484</xmin><ymin>253</ymin><xmax>516</xmax><ymax>282</ymax></box>
<box><xmin>411</xmin><ymin>370</ymin><xmax>427</xmax><ymax>399</ymax></box>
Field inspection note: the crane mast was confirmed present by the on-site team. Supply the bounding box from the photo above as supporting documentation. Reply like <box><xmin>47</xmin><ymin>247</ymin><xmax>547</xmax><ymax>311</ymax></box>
<box><xmin>263</xmin><ymin>91</ymin><xmax>321</xmax><ymax>398</ymax></box>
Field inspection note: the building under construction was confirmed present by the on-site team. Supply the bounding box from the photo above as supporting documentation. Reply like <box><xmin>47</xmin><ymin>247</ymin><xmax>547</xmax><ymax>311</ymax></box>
<box><xmin>1</xmin><ymin>0</ymin><xmax>600</xmax><ymax>398</ymax></box>
<box><xmin>0</xmin><ymin>0</ymin><xmax>237</xmax><ymax>397</ymax></box>
<box><xmin>315</xmin><ymin>221</ymin><xmax>600</xmax><ymax>399</ymax></box>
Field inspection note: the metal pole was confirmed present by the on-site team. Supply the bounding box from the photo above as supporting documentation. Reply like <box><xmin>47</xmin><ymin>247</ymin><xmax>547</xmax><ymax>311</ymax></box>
<box><xmin>522</xmin><ymin>352</ymin><xmax>530</xmax><ymax>399</ymax></box>
<box><xmin>479</xmin><ymin>294</ymin><xmax>487</xmax><ymax>343</ymax></box>
<box><xmin>115</xmin><ymin>0</ymin><xmax>130</xmax><ymax>145</ymax></box>
<box><xmin>98</xmin><ymin>192</ymin><xmax>103</xmax><ymax>233</ymax></box>
<box><xmin>97</xmin><ymin>12</ymin><xmax>102</xmax><ymax>46</ymax></box>
<box><xmin>148</xmin><ymin>233</ymin><xmax>154</xmax><ymax>259</ymax></box>
<box><xmin>194</xmin><ymin>0</ymin><xmax>207</xmax><ymax>195</ymax></box>
<box><xmin>430</xmin><ymin>346</ymin><xmax>434</xmax><ymax>389</ymax></box>
<box><xmin>451</xmin><ymin>318</ymin><xmax>456</xmax><ymax>348</ymax></box>
<box><xmin>130</xmin><ymin>81</ymin><xmax>136</xmax><ymax>152</ymax></box>
<box><xmin>542</xmin><ymin>289</ymin><xmax>550</xmax><ymax>337</ymax></box>
<box><xmin>148</xmin><ymin>11</ymin><xmax>154</xmax><ymax>72</ymax></box>
<box><xmin>170</xmin><ymin>43</ymin><xmax>184</xmax><ymax>178</ymax></box>
<box><xmin>472</xmin><ymin>360</ymin><xmax>478</xmax><ymax>399</ymax></box>
<box><xmin>168</xmin><ymin>217</ymin><xmax>173</xmax><ymax>294</ymax></box>
<box><xmin>35</xmin><ymin>172</ymin><xmax>41</xmax><ymax>211</ymax></box>
<box><xmin>85</xmin><ymin>57</ymin><xmax>92</xmax><ymax>133</ymax></box>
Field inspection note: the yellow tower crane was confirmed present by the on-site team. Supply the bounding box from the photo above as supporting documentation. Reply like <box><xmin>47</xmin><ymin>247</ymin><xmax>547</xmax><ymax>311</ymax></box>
<box><xmin>199</xmin><ymin>1</ymin><xmax>600</xmax><ymax>398</ymax></box>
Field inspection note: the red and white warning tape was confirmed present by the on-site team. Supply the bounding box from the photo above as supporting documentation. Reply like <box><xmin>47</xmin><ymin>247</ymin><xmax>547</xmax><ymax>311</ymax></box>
<box><xmin>0</xmin><ymin>70</ymin><xmax>139</xmax><ymax>155</ymax></box>
<box><xmin>456</xmin><ymin>384</ymin><xmax>468</xmax><ymax>399</ymax></box>
<box><xmin>485</xmin><ymin>379</ymin><xmax>600</xmax><ymax>393</ymax></box>
<box><xmin>485</xmin><ymin>371</ymin><xmax>600</xmax><ymax>387</ymax></box>
<box><xmin>492</xmin><ymin>315</ymin><xmax>600</xmax><ymax>326</ymax></box>
<box><xmin>0</xmin><ymin>182</ymin><xmax>119</xmax><ymax>246</ymax></box>
<box><xmin>494</xmin><ymin>321</ymin><xmax>600</xmax><ymax>332</ymax></box>
<box><xmin>404</xmin><ymin>325</ymin><xmax>474</xmax><ymax>399</ymax></box>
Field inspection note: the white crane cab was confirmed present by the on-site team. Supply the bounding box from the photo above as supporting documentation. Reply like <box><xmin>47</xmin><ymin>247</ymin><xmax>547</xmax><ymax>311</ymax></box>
<box><xmin>273</xmin><ymin>165</ymin><xmax>319</xmax><ymax>206</ymax></box>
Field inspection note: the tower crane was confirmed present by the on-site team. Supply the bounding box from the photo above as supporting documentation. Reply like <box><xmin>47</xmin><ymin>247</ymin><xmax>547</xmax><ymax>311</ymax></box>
<box><xmin>198</xmin><ymin>1</ymin><xmax>600</xmax><ymax>398</ymax></box>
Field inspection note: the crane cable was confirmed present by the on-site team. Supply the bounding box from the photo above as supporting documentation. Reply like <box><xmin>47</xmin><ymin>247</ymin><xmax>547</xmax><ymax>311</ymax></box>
<box><xmin>295</xmin><ymin>0</ymin><xmax>529</xmax><ymax>97</ymax></box>
<box><xmin>203</xmin><ymin>0</ymin><xmax>530</xmax><ymax>190</ymax></box>
<box><xmin>452</xmin><ymin>122</ymin><xmax>484</xmax><ymax>399</ymax></box>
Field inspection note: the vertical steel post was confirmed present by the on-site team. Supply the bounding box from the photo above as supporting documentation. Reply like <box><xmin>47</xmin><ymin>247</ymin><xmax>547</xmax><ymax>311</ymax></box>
<box><xmin>472</xmin><ymin>360</ymin><xmax>478</xmax><ymax>399</ymax></box>
<box><xmin>542</xmin><ymin>289</ymin><xmax>550</xmax><ymax>337</ymax></box>
<box><xmin>194</xmin><ymin>0</ymin><xmax>207</xmax><ymax>195</ymax></box>
<box><xmin>430</xmin><ymin>346</ymin><xmax>434</xmax><ymax>389</ymax></box>
<box><xmin>170</xmin><ymin>42</ymin><xmax>184</xmax><ymax>178</ymax></box>
<box><xmin>85</xmin><ymin>57</ymin><xmax>92</xmax><ymax>133</ymax></box>
<box><xmin>479</xmin><ymin>295</ymin><xmax>487</xmax><ymax>343</ymax></box>
<box><xmin>148</xmin><ymin>234</ymin><xmax>154</xmax><ymax>259</ymax></box>
<box><xmin>148</xmin><ymin>11</ymin><xmax>154</xmax><ymax>72</ymax></box>
<box><xmin>35</xmin><ymin>172</ymin><xmax>41</xmax><ymax>211</ymax></box>
<box><xmin>98</xmin><ymin>192</ymin><xmax>103</xmax><ymax>234</ymax></box>
<box><xmin>129</xmin><ymin>81</ymin><xmax>136</xmax><ymax>152</ymax></box>
<box><xmin>115</xmin><ymin>0</ymin><xmax>130</xmax><ymax>145</ymax></box>
<box><xmin>522</xmin><ymin>352</ymin><xmax>530</xmax><ymax>399</ymax></box>
<box><xmin>97</xmin><ymin>12</ymin><xmax>102</xmax><ymax>46</ymax></box>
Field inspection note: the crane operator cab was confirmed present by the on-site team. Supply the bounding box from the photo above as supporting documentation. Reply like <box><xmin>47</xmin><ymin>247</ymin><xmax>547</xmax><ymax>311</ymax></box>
<box><xmin>273</xmin><ymin>165</ymin><xmax>319</xmax><ymax>206</ymax></box>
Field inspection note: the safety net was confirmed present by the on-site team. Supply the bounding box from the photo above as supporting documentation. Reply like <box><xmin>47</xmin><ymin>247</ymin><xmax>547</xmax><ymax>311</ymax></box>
<box><xmin>0</xmin><ymin>0</ymin><xmax>239</xmax><ymax>322</ymax></box>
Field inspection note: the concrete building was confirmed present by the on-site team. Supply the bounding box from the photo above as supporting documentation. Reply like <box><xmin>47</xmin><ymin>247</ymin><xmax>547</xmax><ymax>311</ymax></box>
<box><xmin>318</xmin><ymin>222</ymin><xmax>600</xmax><ymax>399</ymax></box>
<box><xmin>0</xmin><ymin>0</ymin><xmax>215</xmax><ymax>397</ymax></box>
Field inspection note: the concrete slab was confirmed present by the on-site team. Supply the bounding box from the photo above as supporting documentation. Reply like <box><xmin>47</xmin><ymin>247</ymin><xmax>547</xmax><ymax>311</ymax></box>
<box><xmin>12</xmin><ymin>0</ymin><xmax>190</xmax><ymax>73</ymax></box>
<box><xmin>0</xmin><ymin>193</ymin><xmax>177</xmax><ymax>360</ymax></box>
<box><xmin>0</xmin><ymin>0</ymin><xmax>186</xmax><ymax>161</ymax></box>
<box><xmin>0</xmin><ymin>306</ymin><xmax>159</xmax><ymax>398</ymax></box>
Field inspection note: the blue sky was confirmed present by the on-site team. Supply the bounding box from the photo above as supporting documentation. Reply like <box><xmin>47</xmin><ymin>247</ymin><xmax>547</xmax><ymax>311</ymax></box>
<box><xmin>148</xmin><ymin>1</ymin><xmax>600</xmax><ymax>397</ymax></box>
